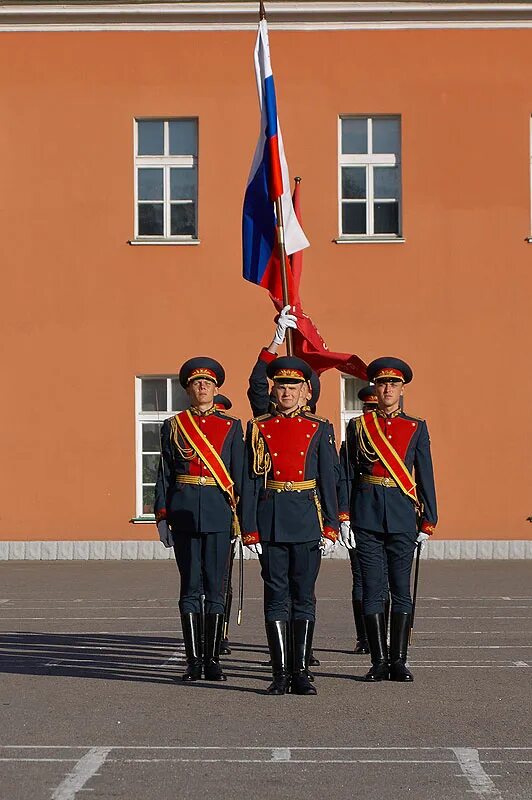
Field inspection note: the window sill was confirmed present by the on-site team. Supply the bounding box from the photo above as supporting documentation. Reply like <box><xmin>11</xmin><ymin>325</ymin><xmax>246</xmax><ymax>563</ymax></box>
<box><xmin>334</xmin><ymin>236</ymin><xmax>405</xmax><ymax>244</ymax></box>
<box><xmin>129</xmin><ymin>239</ymin><xmax>200</xmax><ymax>246</ymax></box>
<box><xmin>130</xmin><ymin>517</ymin><xmax>156</xmax><ymax>524</ymax></box>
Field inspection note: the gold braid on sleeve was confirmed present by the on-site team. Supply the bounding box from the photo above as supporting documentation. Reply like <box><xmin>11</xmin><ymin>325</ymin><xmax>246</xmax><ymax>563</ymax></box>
<box><xmin>170</xmin><ymin>416</ymin><xmax>196</xmax><ymax>461</ymax></box>
<box><xmin>251</xmin><ymin>421</ymin><xmax>271</xmax><ymax>479</ymax></box>
<box><xmin>355</xmin><ymin>417</ymin><xmax>379</xmax><ymax>463</ymax></box>
<box><xmin>313</xmin><ymin>490</ymin><xmax>324</xmax><ymax>534</ymax></box>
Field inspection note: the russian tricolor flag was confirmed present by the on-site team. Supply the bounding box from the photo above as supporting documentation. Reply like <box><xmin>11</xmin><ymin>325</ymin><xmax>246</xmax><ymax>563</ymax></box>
<box><xmin>242</xmin><ymin>18</ymin><xmax>309</xmax><ymax>294</ymax></box>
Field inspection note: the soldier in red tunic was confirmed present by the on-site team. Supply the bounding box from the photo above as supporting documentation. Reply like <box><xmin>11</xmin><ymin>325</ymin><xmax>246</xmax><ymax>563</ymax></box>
<box><xmin>241</xmin><ymin>357</ymin><xmax>339</xmax><ymax>695</ymax></box>
<box><xmin>155</xmin><ymin>358</ymin><xmax>244</xmax><ymax>683</ymax></box>
<box><xmin>344</xmin><ymin>357</ymin><xmax>437</xmax><ymax>683</ymax></box>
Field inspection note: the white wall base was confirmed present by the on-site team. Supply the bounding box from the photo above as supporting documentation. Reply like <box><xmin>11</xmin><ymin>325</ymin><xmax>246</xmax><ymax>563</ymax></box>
<box><xmin>0</xmin><ymin>540</ymin><xmax>530</xmax><ymax>560</ymax></box>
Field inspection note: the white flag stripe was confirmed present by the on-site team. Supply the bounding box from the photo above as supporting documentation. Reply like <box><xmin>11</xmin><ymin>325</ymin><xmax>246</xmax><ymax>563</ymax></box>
<box><xmin>247</xmin><ymin>17</ymin><xmax>310</xmax><ymax>255</ymax></box>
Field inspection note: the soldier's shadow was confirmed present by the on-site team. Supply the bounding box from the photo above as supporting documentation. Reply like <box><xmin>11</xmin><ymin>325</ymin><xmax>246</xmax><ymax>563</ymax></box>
<box><xmin>0</xmin><ymin>631</ymin><xmax>269</xmax><ymax>690</ymax></box>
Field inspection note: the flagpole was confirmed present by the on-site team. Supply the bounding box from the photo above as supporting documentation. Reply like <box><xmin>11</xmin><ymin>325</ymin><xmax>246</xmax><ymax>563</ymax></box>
<box><xmin>260</xmin><ymin>1</ymin><xmax>293</xmax><ymax>355</ymax></box>
<box><xmin>274</xmin><ymin>197</ymin><xmax>294</xmax><ymax>355</ymax></box>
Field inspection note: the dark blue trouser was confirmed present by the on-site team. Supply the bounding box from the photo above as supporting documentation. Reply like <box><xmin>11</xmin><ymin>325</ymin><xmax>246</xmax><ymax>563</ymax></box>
<box><xmin>173</xmin><ymin>531</ymin><xmax>231</xmax><ymax>615</ymax></box>
<box><xmin>355</xmin><ymin>528</ymin><xmax>417</xmax><ymax>614</ymax></box>
<box><xmin>349</xmin><ymin>548</ymin><xmax>390</xmax><ymax>603</ymax></box>
<box><xmin>259</xmin><ymin>540</ymin><xmax>321</xmax><ymax>622</ymax></box>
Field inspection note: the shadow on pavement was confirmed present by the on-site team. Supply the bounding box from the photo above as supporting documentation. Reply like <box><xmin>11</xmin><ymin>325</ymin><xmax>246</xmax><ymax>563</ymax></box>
<box><xmin>0</xmin><ymin>631</ymin><xmax>269</xmax><ymax>688</ymax></box>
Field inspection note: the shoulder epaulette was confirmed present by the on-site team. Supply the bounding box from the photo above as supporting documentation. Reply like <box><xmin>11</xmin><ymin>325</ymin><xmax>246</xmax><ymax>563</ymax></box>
<box><xmin>302</xmin><ymin>411</ymin><xmax>329</xmax><ymax>424</ymax></box>
<box><xmin>404</xmin><ymin>413</ymin><xmax>425</xmax><ymax>422</ymax></box>
<box><xmin>217</xmin><ymin>411</ymin><xmax>239</xmax><ymax>422</ymax></box>
<box><xmin>251</xmin><ymin>413</ymin><xmax>273</xmax><ymax>423</ymax></box>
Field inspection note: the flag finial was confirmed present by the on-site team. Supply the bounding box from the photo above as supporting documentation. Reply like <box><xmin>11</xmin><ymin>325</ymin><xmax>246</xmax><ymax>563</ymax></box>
<box><xmin>294</xmin><ymin>176</ymin><xmax>302</xmax><ymax>184</ymax></box>
<box><xmin>259</xmin><ymin>1</ymin><xmax>266</xmax><ymax>21</ymax></box>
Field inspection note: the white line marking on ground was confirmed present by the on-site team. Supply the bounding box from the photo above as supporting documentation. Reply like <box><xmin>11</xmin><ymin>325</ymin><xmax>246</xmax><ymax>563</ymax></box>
<box><xmin>452</xmin><ymin>748</ymin><xmax>503</xmax><ymax>798</ymax></box>
<box><xmin>417</xmin><ymin>616</ymin><xmax>532</xmax><ymax>620</ymax></box>
<box><xmin>2</xmin><ymin>746</ymin><xmax>531</xmax><ymax>751</ymax></box>
<box><xmin>513</xmin><ymin>661</ymin><xmax>528</xmax><ymax>667</ymax></box>
<box><xmin>0</xmin><ymin>617</ymin><xmax>178</xmax><ymax>620</ymax></box>
<box><xmin>159</xmin><ymin>647</ymin><xmax>185</xmax><ymax>667</ymax></box>
<box><xmin>320</xmin><ymin>664</ymin><xmax>532</xmax><ymax>669</ymax></box>
<box><xmin>0</xmin><ymin>630</ymin><xmax>182</xmax><ymax>635</ymax></box>
<box><xmin>271</xmin><ymin>748</ymin><xmax>291</xmax><ymax>761</ymax></box>
<box><xmin>410</xmin><ymin>646</ymin><xmax>532</xmax><ymax>650</ymax></box>
<box><xmin>51</xmin><ymin>747</ymin><xmax>111</xmax><ymax>800</ymax></box>
<box><xmin>0</xmin><ymin>758</ymin><xmax>78</xmax><ymax>763</ymax></box>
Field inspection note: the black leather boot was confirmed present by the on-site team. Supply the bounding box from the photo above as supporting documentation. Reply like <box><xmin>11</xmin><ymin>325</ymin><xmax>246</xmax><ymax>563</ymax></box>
<box><xmin>265</xmin><ymin>620</ymin><xmax>290</xmax><ymax>695</ymax></box>
<box><xmin>363</xmin><ymin>613</ymin><xmax>389</xmax><ymax>682</ymax></box>
<box><xmin>291</xmin><ymin>619</ymin><xmax>317</xmax><ymax>695</ymax></box>
<box><xmin>220</xmin><ymin>587</ymin><xmax>232</xmax><ymax>655</ymax></box>
<box><xmin>352</xmin><ymin>599</ymin><xmax>369</xmax><ymax>654</ymax></box>
<box><xmin>204</xmin><ymin>613</ymin><xmax>227</xmax><ymax>681</ymax></box>
<box><xmin>389</xmin><ymin>612</ymin><xmax>414</xmax><ymax>682</ymax></box>
<box><xmin>180</xmin><ymin>612</ymin><xmax>202</xmax><ymax>682</ymax></box>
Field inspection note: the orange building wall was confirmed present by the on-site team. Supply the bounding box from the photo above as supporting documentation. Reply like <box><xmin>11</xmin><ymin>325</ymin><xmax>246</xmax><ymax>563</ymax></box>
<box><xmin>0</xmin><ymin>29</ymin><xmax>530</xmax><ymax>541</ymax></box>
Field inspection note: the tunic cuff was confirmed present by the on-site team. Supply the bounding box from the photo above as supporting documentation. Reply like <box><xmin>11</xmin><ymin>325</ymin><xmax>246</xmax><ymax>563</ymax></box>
<box><xmin>242</xmin><ymin>531</ymin><xmax>260</xmax><ymax>546</ymax></box>
<box><xmin>258</xmin><ymin>348</ymin><xmax>277</xmax><ymax>364</ymax></box>
<box><xmin>338</xmin><ymin>512</ymin><xmax>350</xmax><ymax>523</ymax></box>
<box><xmin>155</xmin><ymin>509</ymin><xmax>167</xmax><ymax>523</ymax></box>
<box><xmin>322</xmin><ymin>526</ymin><xmax>338</xmax><ymax>543</ymax></box>
<box><xmin>420</xmin><ymin>520</ymin><xmax>436</xmax><ymax>535</ymax></box>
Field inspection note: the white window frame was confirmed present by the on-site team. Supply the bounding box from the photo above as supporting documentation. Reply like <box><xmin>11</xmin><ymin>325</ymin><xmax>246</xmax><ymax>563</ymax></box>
<box><xmin>340</xmin><ymin>374</ymin><xmax>368</xmax><ymax>440</ymax></box>
<box><xmin>133</xmin><ymin>118</ymin><xmax>198</xmax><ymax>243</ymax></box>
<box><xmin>338</xmin><ymin>115</ymin><xmax>402</xmax><ymax>241</ymax></box>
<box><xmin>134</xmin><ymin>375</ymin><xmax>187</xmax><ymax>520</ymax></box>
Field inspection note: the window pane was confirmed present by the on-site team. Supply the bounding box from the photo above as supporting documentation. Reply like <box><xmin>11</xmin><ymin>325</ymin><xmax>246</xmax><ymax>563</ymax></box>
<box><xmin>142</xmin><ymin>485</ymin><xmax>155</xmax><ymax>516</ymax></box>
<box><xmin>374</xmin><ymin>167</ymin><xmax>399</xmax><ymax>199</ymax></box>
<box><xmin>169</xmin><ymin>119</ymin><xmax>197</xmax><ymax>156</ymax></box>
<box><xmin>374</xmin><ymin>202</ymin><xmax>399</xmax><ymax>234</ymax></box>
<box><xmin>138</xmin><ymin>203</ymin><xmax>163</xmax><ymax>236</ymax></box>
<box><xmin>171</xmin><ymin>203</ymin><xmax>196</xmax><ymax>236</ymax></box>
<box><xmin>373</xmin><ymin>118</ymin><xmax>400</xmax><ymax>154</ymax></box>
<box><xmin>342</xmin><ymin>203</ymin><xmax>366</xmax><ymax>235</ymax></box>
<box><xmin>141</xmin><ymin>378</ymin><xmax>167</xmax><ymax>412</ymax></box>
<box><xmin>170</xmin><ymin>167</ymin><xmax>197</xmax><ymax>201</ymax></box>
<box><xmin>143</xmin><ymin>454</ymin><xmax>159</xmax><ymax>484</ymax></box>
<box><xmin>341</xmin><ymin>118</ymin><xmax>367</xmax><ymax>154</ymax></box>
<box><xmin>142</xmin><ymin>422</ymin><xmax>162</xmax><ymax>453</ymax></box>
<box><xmin>344</xmin><ymin>377</ymin><xmax>365</xmax><ymax>411</ymax></box>
<box><xmin>342</xmin><ymin>167</ymin><xmax>366</xmax><ymax>200</ymax></box>
<box><xmin>137</xmin><ymin>120</ymin><xmax>164</xmax><ymax>155</ymax></box>
<box><xmin>171</xmin><ymin>379</ymin><xmax>189</xmax><ymax>412</ymax></box>
<box><xmin>138</xmin><ymin>168</ymin><xmax>163</xmax><ymax>201</ymax></box>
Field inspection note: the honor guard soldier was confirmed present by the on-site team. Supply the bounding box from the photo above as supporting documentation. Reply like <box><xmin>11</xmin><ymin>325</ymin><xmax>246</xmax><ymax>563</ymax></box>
<box><xmin>344</xmin><ymin>358</ymin><xmax>437</xmax><ymax>682</ymax></box>
<box><xmin>247</xmin><ymin>311</ymin><xmax>332</xmax><ymax>670</ymax></box>
<box><xmin>241</xmin><ymin>357</ymin><xmax>339</xmax><ymax>696</ymax></box>
<box><xmin>339</xmin><ymin>386</ymin><xmax>390</xmax><ymax>655</ymax></box>
<box><xmin>154</xmin><ymin>358</ymin><xmax>244</xmax><ymax>682</ymax></box>
<box><xmin>213</xmin><ymin>393</ymin><xmax>235</xmax><ymax>656</ymax></box>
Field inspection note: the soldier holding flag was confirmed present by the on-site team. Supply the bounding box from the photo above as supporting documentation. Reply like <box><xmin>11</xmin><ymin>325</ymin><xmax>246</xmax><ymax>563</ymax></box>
<box><xmin>241</xmin><ymin>356</ymin><xmax>338</xmax><ymax>696</ymax></box>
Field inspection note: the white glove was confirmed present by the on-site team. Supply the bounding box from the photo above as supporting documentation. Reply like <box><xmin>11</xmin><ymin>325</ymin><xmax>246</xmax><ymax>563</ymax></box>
<box><xmin>246</xmin><ymin>542</ymin><xmax>262</xmax><ymax>556</ymax></box>
<box><xmin>273</xmin><ymin>304</ymin><xmax>298</xmax><ymax>345</ymax></box>
<box><xmin>157</xmin><ymin>520</ymin><xmax>173</xmax><ymax>548</ymax></box>
<box><xmin>338</xmin><ymin>521</ymin><xmax>356</xmax><ymax>550</ymax></box>
<box><xmin>416</xmin><ymin>532</ymin><xmax>430</xmax><ymax>552</ymax></box>
<box><xmin>320</xmin><ymin>537</ymin><xmax>336</xmax><ymax>556</ymax></box>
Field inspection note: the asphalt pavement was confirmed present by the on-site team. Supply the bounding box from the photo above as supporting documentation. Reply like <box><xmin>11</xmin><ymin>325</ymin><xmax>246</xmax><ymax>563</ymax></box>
<box><xmin>0</xmin><ymin>558</ymin><xmax>530</xmax><ymax>800</ymax></box>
